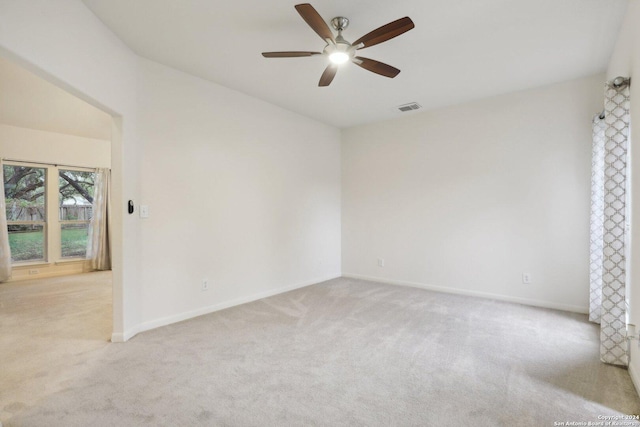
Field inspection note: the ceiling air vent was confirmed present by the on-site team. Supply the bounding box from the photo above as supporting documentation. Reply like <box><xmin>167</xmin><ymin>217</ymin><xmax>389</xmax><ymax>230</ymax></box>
<box><xmin>397</xmin><ymin>102</ymin><xmax>421</xmax><ymax>112</ymax></box>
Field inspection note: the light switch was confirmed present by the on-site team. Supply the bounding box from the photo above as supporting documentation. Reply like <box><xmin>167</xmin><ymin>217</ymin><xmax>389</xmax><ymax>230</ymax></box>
<box><xmin>140</xmin><ymin>205</ymin><xmax>149</xmax><ymax>218</ymax></box>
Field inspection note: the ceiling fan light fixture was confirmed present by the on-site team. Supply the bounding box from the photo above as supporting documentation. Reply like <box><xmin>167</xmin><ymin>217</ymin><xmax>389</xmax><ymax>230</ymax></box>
<box><xmin>329</xmin><ymin>51</ymin><xmax>350</xmax><ymax>65</ymax></box>
<box><xmin>327</xmin><ymin>37</ymin><xmax>352</xmax><ymax>65</ymax></box>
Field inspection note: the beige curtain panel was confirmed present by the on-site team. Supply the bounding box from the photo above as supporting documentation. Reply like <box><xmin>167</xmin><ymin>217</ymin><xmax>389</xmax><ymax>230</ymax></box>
<box><xmin>87</xmin><ymin>168</ymin><xmax>111</xmax><ymax>271</ymax></box>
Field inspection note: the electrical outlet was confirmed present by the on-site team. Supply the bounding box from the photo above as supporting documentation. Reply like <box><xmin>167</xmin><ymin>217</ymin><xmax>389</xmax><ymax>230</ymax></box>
<box><xmin>29</xmin><ymin>269</ymin><xmax>39</xmax><ymax>275</ymax></box>
<box><xmin>378</xmin><ymin>258</ymin><xmax>385</xmax><ymax>267</ymax></box>
<box><xmin>201</xmin><ymin>279</ymin><xmax>209</xmax><ymax>291</ymax></box>
<box><xmin>522</xmin><ymin>273</ymin><xmax>531</xmax><ymax>284</ymax></box>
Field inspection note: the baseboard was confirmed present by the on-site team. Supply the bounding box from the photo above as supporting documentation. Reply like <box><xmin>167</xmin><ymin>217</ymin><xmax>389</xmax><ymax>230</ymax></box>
<box><xmin>111</xmin><ymin>332</ymin><xmax>127</xmax><ymax>343</ymax></box>
<box><xmin>111</xmin><ymin>274</ymin><xmax>341</xmax><ymax>343</ymax></box>
<box><xmin>342</xmin><ymin>273</ymin><xmax>589</xmax><ymax>314</ymax></box>
<box><xmin>629</xmin><ymin>353</ymin><xmax>640</xmax><ymax>397</ymax></box>
<box><xmin>8</xmin><ymin>260</ymin><xmax>92</xmax><ymax>282</ymax></box>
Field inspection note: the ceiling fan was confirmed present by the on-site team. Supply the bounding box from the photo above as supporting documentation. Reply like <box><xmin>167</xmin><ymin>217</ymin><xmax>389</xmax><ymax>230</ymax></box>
<box><xmin>262</xmin><ymin>3</ymin><xmax>415</xmax><ymax>87</ymax></box>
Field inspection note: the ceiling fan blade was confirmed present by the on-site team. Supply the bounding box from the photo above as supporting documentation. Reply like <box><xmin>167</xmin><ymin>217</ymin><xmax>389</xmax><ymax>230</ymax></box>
<box><xmin>295</xmin><ymin>3</ymin><xmax>335</xmax><ymax>44</ymax></box>
<box><xmin>353</xmin><ymin>57</ymin><xmax>400</xmax><ymax>78</ymax></box>
<box><xmin>318</xmin><ymin>64</ymin><xmax>338</xmax><ymax>87</ymax></box>
<box><xmin>352</xmin><ymin>17</ymin><xmax>414</xmax><ymax>50</ymax></box>
<box><xmin>262</xmin><ymin>51</ymin><xmax>322</xmax><ymax>58</ymax></box>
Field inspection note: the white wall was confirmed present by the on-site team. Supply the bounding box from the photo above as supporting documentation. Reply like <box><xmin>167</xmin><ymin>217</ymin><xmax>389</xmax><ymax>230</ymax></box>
<box><xmin>607</xmin><ymin>0</ymin><xmax>640</xmax><ymax>392</ymax></box>
<box><xmin>0</xmin><ymin>124</ymin><xmax>110</xmax><ymax>168</ymax></box>
<box><xmin>342</xmin><ymin>74</ymin><xmax>603</xmax><ymax>312</ymax></box>
<box><xmin>133</xmin><ymin>58</ymin><xmax>341</xmax><ymax>329</ymax></box>
<box><xmin>0</xmin><ymin>55</ymin><xmax>112</xmax><ymax>140</ymax></box>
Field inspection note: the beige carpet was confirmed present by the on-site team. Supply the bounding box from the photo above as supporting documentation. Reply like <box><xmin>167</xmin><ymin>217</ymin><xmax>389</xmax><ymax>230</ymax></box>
<box><xmin>1</xmin><ymin>274</ymin><xmax>639</xmax><ymax>426</ymax></box>
<box><xmin>0</xmin><ymin>271</ymin><xmax>112</xmax><ymax>423</ymax></box>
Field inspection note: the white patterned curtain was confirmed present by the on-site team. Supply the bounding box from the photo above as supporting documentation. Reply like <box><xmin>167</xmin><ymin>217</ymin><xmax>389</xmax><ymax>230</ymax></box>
<box><xmin>589</xmin><ymin>77</ymin><xmax>631</xmax><ymax>366</ymax></box>
<box><xmin>589</xmin><ymin>114</ymin><xmax>606</xmax><ymax>323</ymax></box>
<box><xmin>87</xmin><ymin>168</ymin><xmax>111</xmax><ymax>271</ymax></box>
<box><xmin>0</xmin><ymin>159</ymin><xmax>11</xmax><ymax>282</ymax></box>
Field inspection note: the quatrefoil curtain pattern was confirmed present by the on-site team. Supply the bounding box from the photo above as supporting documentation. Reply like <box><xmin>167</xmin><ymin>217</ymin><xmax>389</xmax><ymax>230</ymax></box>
<box><xmin>589</xmin><ymin>77</ymin><xmax>631</xmax><ymax>367</ymax></box>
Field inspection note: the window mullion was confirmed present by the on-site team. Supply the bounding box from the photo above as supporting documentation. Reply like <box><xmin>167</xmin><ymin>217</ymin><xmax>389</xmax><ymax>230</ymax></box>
<box><xmin>47</xmin><ymin>166</ymin><xmax>60</xmax><ymax>262</ymax></box>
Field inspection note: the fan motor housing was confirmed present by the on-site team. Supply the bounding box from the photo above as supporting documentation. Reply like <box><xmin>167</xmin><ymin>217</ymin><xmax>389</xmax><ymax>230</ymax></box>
<box><xmin>331</xmin><ymin>17</ymin><xmax>349</xmax><ymax>31</ymax></box>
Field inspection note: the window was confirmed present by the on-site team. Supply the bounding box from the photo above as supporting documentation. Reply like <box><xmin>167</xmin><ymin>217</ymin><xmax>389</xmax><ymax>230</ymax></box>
<box><xmin>3</xmin><ymin>165</ymin><xmax>47</xmax><ymax>262</ymax></box>
<box><xmin>59</xmin><ymin>170</ymin><xmax>95</xmax><ymax>258</ymax></box>
<box><xmin>3</xmin><ymin>162</ymin><xmax>95</xmax><ymax>264</ymax></box>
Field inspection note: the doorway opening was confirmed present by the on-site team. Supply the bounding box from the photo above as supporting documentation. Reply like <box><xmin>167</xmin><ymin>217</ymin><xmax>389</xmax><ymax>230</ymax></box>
<box><xmin>0</xmin><ymin>54</ymin><xmax>115</xmax><ymax>336</ymax></box>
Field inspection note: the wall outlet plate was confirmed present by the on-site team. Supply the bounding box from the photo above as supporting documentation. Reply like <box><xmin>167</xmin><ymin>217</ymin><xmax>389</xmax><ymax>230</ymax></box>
<box><xmin>201</xmin><ymin>279</ymin><xmax>209</xmax><ymax>291</ymax></box>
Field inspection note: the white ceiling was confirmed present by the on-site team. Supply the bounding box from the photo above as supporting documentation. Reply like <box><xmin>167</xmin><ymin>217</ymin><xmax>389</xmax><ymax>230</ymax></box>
<box><xmin>0</xmin><ymin>56</ymin><xmax>112</xmax><ymax>140</ymax></box>
<box><xmin>82</xmin><ymin>0</ymin><xmax>627</xmax><ymax>129</ymax></box>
